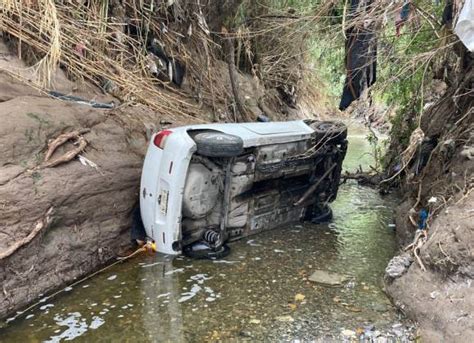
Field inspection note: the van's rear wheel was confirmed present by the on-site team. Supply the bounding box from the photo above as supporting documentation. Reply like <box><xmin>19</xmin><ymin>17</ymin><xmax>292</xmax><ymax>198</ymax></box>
<box><xmin>183</xmin><ymin>243</ymin><xmax>231</xmax><ymax>260</ymax></box>
<box><xmin>192</xmin><ymin>132</ymin><xmax>244</xmax><ymax>157</ymax></box>
<box><xmin>311</xmin><ymin>121</ymin><xmax>347</xmax><ymax>143</ymax></box>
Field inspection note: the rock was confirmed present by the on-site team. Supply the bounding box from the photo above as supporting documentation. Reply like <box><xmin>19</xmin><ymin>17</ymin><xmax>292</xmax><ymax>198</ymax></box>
<box><xmin>276</xmin><ymin>315</ymin><xmax>294</xmax><ymax>322</ymax></box>
<box><xmin>239</xmin><ymin>330</ymin><xmax>253</xmax><ymax>338</ymax></box>
<box><xmin>294</xmin><ymin>293</ymin><xmax>305</xmax><ymax>301</ymax></box>
<box><xmin>371</xmin><ymin>303</ymin><xmax>388</xmax><ymax>313</ymax></box>
<box><xmin>308</xmin><ymin>270</ymin><xmax>350</xmax><ymax>286</ymax></box>
<box><xmin>341</xmin><ymin>329</ymin><xmax>356</xmax><ymax>337</ymax></box>
<box><xmin>385</xmin><ymin>254</ymin><xmax>413</xmax><ymax>279</ymax></box>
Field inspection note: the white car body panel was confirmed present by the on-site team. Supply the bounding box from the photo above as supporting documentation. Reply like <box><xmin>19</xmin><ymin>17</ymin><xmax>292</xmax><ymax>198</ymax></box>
<box><xmin>140</xmin><ymin>120</ymin><xmax>318</xmax><ymax>255</ymax></box>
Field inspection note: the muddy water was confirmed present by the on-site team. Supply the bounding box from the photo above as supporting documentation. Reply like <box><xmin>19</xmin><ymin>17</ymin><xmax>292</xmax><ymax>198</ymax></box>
<box><xmin>1</xmin><ymin>122</ymin><xmax>410</xmax><ymax>342</ymax></box>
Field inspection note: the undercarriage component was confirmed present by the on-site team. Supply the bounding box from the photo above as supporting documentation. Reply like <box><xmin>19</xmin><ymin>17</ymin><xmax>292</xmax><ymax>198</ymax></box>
<box><xmin>182</xmin><ymin>163</ymin><xmax>221</xmax><ymax>219</ymax></box>
<box><xmin>180</xmin><ymin>122</ymin><xmax>348</xmax><ymax>253</ymax></box>
<box><xmin>203</xmin><ymin>230</ymin><xmax>221</xmax><ymax>244</ymax></box>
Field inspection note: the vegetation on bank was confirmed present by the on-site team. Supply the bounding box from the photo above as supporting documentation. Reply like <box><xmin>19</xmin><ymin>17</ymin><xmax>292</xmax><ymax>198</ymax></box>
<box><xmin>0</xmin><ymin>0</ymin><xmax>469</xmax><ymax>164</ymax></box>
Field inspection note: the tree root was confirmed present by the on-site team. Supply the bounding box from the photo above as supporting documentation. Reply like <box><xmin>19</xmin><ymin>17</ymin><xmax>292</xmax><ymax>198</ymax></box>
<box><xmin>0</xmin><ymin>207</ymin><xmax>54</xmax><ymax>260</ymax></box>
<box><xmin>44</xmin><ymin>128</ymin><xmax>90</xmax><ymax>162</ymax></box>
<box><xmin>40</xmin><ymin>129</ymin><xmax>90</xmax><ymax>169</ymax></box>
<box><xmin>405</xmin><ymin>229</ymin><xmax>428</xmax><ymax>271</ymax></box>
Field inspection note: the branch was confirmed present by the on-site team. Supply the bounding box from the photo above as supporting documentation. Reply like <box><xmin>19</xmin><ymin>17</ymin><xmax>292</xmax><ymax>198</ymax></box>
<box><xmin>0</xmin><ymin>207</ymin><xmax>54</xmax><ymax>260</ymax></box>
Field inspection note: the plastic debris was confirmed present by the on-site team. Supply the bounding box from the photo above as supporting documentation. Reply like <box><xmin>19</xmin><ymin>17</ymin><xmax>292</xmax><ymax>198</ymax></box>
<box><xmin>48</xmin><ymin>91</ymin><xmax>115</xmax><ymax>109</ymax></box>
<box><xmin>418</xmin><ymin>209</ymin><xmax>429</xmax><ymax>230</ymax></box>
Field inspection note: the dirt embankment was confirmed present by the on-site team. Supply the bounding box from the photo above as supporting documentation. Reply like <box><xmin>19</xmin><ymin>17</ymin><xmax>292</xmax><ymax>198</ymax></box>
<box><xmin>0</xmin><ymin>89</ymin><xmax>154</xmax><ymax>320</ymax></box>
<box><xmin>0</xmin><ymin>43</ymin><xmax>192</xmax><ymax>319</ymax></box>
<box><xmin>384</xmin><ymin>60</ymin><xmax>473</xmax><ymax>341</ymax></box>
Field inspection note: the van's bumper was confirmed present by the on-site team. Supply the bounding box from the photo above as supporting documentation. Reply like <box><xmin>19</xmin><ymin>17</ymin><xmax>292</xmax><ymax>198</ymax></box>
<box><xmin>140</xmin><ymin>130</ymin><xmax>196</xmax><ymax>255</ymax></box>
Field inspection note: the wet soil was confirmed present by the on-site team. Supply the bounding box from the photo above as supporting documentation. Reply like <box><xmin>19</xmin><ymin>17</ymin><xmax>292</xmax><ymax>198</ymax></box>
<box><xmin>0</xmin><ymin>123</ymin><xmax>416</xmax><ymax>342</ymax></box>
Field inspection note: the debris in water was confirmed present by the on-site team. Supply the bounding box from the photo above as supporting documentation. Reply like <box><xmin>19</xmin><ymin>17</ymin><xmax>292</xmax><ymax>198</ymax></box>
<box><xmin>157</xmin><ymin>293</ymin><xmax>171</xmax><ymax>299</ymax></box>
<box><xmin>249</xmin><ymin>319</ymin><xmax>261</xmax><ymax>324</ymax></box>
<box><xmin>247</xmin><ymin>239</ymin><xmax>261</xmax><ymax>246</ymax></box>
<box><xmin>64</xmin><ymin>287</ymin><xmax>73</xmax><ymax>292</ymax></box>
<box><xmin>25</xmin><ymin>314</ymin><xmax>34</xmax><ymax>320</ymax></box>
<box><xmin>212</xmin><ymin>260</ymin><xmax>240</xmax><ymax>264</ymax></box>
<box><xmin>274</xmin><ymin>249</ymin><xmax>284</xmax><ymax>253</ymax></box>
<box><xmin>141</xmin><ymin>262</ymin><xmax>163</xmax><ymax>268</ymax></box>
<box><xmin>164</xmin><ymin>268</ymin><xmax>184</xmax><ymax>275</ymax></box>
<box><xmin>276</xmin><ymin>315</ymin><xmax>294</xmax><ymax>322</ymax></box>
<box><xmin>308</xmin><ymin>270</ymin><xmax>350</xmax><ymax>286</ymax></box>
<box><xmin>107</xmin><ymin>275</ymin><xmax>117</xmax><ymax>281</ymax></box>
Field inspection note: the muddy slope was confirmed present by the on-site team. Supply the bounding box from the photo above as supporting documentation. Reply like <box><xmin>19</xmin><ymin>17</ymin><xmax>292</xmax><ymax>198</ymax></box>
<box><xmin>385</xmin><ymin>61</ymin><xmax>474</xmax><ymax>341</ymax></box>
<box><xmin>0</xmin><ymin>91</ymin><xmax>146</xmax><ymax>320</ymax></box>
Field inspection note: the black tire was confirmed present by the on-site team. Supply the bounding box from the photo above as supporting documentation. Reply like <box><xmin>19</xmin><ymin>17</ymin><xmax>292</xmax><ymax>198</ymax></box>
<box><xmin>305</xmin><ymin>204</ymin><xmax>333</xmax><ymax>224</ymax></box>
<box><xmin>183</xmin><ymin>244</ymin><xmax>231</xmax><ymax>260</ymax></box>
<box><xmin>193</xmin><ymin>132</ymin><xmax>244</xmax><ymax>157</ymax></box>
<box><xmin>311</xmin><ymin>121</ymin><xmax>347</xmax><ymax>143</ymax></box>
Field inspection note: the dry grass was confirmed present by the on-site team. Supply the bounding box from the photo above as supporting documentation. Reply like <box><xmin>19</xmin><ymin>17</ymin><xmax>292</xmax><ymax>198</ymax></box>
<box><xmin>0</xmin><ymin>0</ymin><xmax>227</xmax><ymax>121</ymax></box>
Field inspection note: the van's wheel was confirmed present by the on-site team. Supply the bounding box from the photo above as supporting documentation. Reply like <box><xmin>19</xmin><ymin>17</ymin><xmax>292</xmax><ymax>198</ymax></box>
<box><xmin>305</xmin><ymin>203</ymin><xmax>333</xmax><ymax>224</ymax></box>
<box><xmin>311</xmin><ymin>121</ymin><xmax>347</xmax><ymax>143</ymax></box>
<box><xmin>192</xmin><ymin>132</ymin><xmax>244</xmax><ymax>157</ymax></box>
<box><xmin>183</xmin><ymin>243</ymin><xmax>231</xmax><ymax>260</ymax></box>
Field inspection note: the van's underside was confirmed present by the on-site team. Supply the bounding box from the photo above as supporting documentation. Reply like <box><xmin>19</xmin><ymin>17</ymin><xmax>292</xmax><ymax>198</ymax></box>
<box><xmin>180</xmin><ymin>132</ymin><xmax>347</xmax><ymax>249</ymax></box>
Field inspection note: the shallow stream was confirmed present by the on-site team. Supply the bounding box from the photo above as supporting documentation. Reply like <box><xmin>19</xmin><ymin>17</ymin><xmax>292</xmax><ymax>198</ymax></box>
<box><xmin>0</xmin><ymin>121</ymin><xmax>413</xmax><ymax>342</ymax></box>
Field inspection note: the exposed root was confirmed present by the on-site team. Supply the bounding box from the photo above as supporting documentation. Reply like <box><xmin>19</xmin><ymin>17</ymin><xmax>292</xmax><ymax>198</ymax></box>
<box><xmin>42</xmin><ymin>137</ymin><xmax>88</xmax><ymax>169</ymax></box>
<box><xmin>413</xmin><ymin>233</ymin><xmax>427</xmax><ymax>272</ymax></box>
<box><xmin>0</xmin><ymin>207</ymin><xmax>54</xmax><ymax>260</ymax></box>
<box><xmin>404</xmin><ymin>229</ymin><xmax>428</xmax><ymax>271</ymax></box>
<box><xmin>44</xmin><ymin>129</ymin><xmax>90</xmax><ymax>162</ymax></box>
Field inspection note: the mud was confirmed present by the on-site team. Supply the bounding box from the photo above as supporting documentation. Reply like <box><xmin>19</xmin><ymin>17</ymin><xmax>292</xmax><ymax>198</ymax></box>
<box><xmin>0</xmin><ymin>42</ymin><xmax>186</xmax><ymax>320</ymax></box>
<box><xmin>384</xmin><ymin>61</ymin><xmax>474</xmax><ymax>341</ymax></box>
